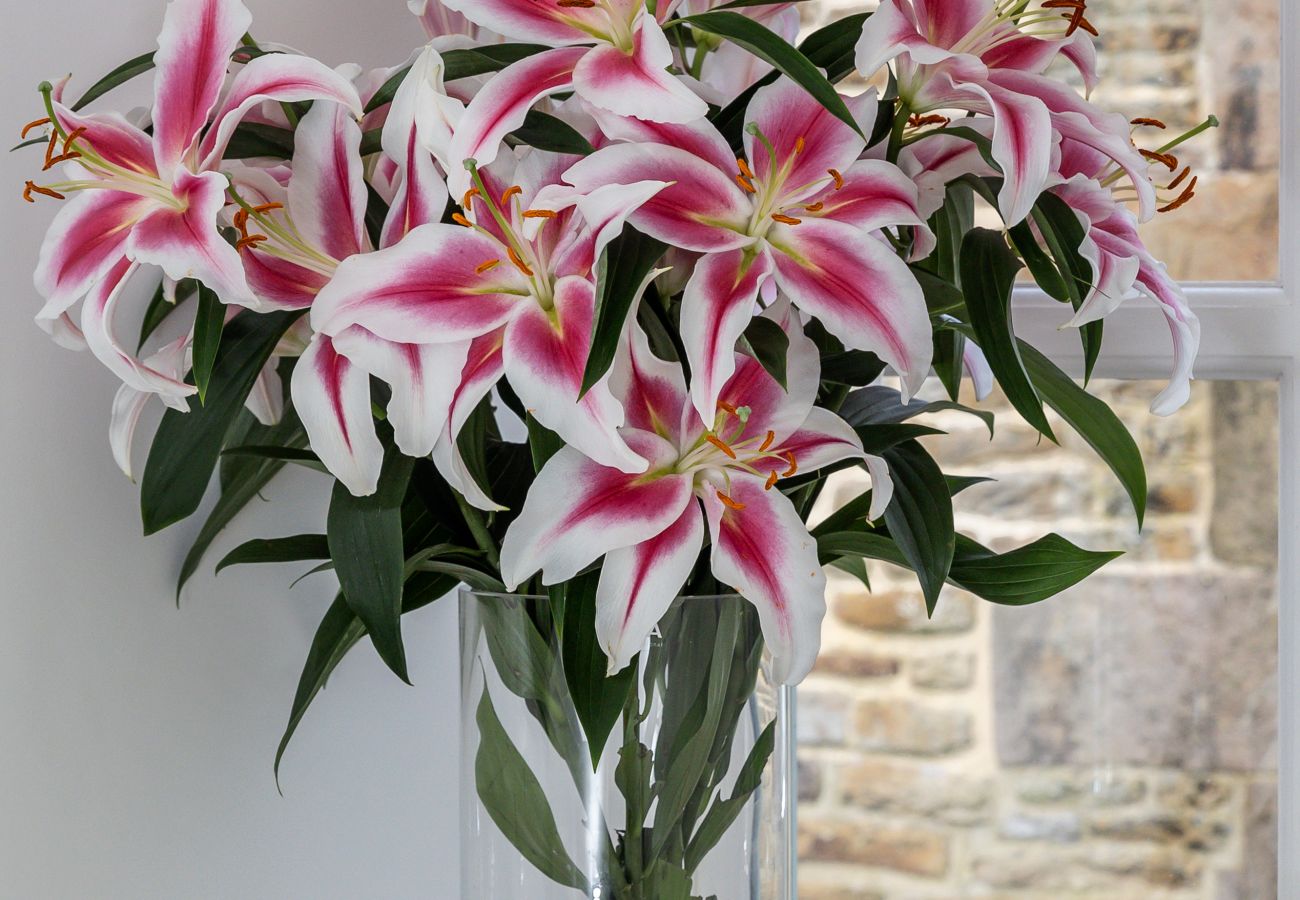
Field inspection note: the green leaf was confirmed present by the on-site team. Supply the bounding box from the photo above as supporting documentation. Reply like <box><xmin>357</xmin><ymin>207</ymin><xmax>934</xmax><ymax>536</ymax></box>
<box><xmin>1019</xmin><ymin>340</ymin><xmax>1147</xmax><ymax>526</ymax></box>
<box><xmin>933</xmin><ymin>328</ymin><xmax>966</xmax><ymax>401</ymax></box>
<box><xmin>881</xmin><ymin>441</ymin><xmax>955</xmax><ymax>615</ymax></box>
<box><xmin>443</xmin><ymin>43</ymin><xmax>551</xmax><ymax>81</ymax></box>
<box><xmin>840</xmin><ymin>384</ymin><xmax>994</xmax><ymax>436</ymax></box>
<box><xmin>221</xmin><ymin>444</ymin><xmax>327</xmax><ymax>473</ymax></box>
<box><xmin>560</xmin><ymin>572</ymin><xmax>638</xmax><ymax>769</ymax></box>
<box><xmin>191</xmin><ymin>285</ymin><xmax>225</xmax><ymax>404</ymax></box>
<box><xmin>820</xmin><ymin>351</ymin><xmax>887</xmax><ymax>387</ymax></box>
<box><xmin>215</xmin><ymin>534</ymin><xmax>331</xmax><ymax>575</ymax></box>
<box><xmin>1033</xmin><ymin>192</ymin><xmax>1103</xmax><ymax>379</ymax></box>
<box><xmin>681</xmin><ymin>12</ymin><xmax>864</xmax><ymax>138</ymax></box>
<box><xmin>960</xmin><ymin>228</ymin><xmax>1054</xmax><ymax>439</ymax></box>
<box><xmin>72</xmin><ymin>51</ymin><xmax>156</xmax><ymax>111</ymax></box>
<box><xmin>274</xmin><ymin>596</ymin><xmax>367</xmax><ymax>785</ymax></box>
<box><xmin>141</xmin><ymin>310</ymin><xmax>300</xmax><ymax>536</ymax></box>
<box><xmin>742</xmin><ymin>316</ymin><xmax>790</xmax><ymax>389</ymax></box>
<box><xmin>223</xmin><ymin>122</ymin><xmax>296</xmax><ymax>159</ymax></box>
<box><xmin>684</xmin><ymin>720</ymin><xmax>776</xmax><ymax>872</ymax></box>
<box><xmin>475</xmin><ymin>688</ymin><xmax>590</xmax><ymax>892</ymax></box>
<box><xmin>477</xmin><ymin>594</ymin><xmax>557</xmax><ymax>702</ymax></box>
<box><xmin>527</xmin><ymin>414</ymin><xmax>565</xmax><ymax>474</ymax></box>
<box><xmin>793</xmin><ymin>11</ymin><xmax>870</xmax><ymax>83</ymax></box>
<box><xmin>176</xmin><ymin>408</ymin><xmax>307</xmax><ymax>599</ymax></box>
<box><xmin>327</xmin><ymin>448</ymin><xmax>416</xmax><ymax>683</ymax></box>
<box><xmin>582</xmin><ymin>227</ymin><xmax>667</xmax><ymax>396</ymax></box>
<box><xmin>912</xmin><ymin>267</ymin><xmax>966</xmax><ymax>316</ymax></box>
<box><xmin>855</xmin><ymin>423</ymin><xmax>943</xmax><ymax>455</ymax></box>
<box><xmin>510</xmin><ymin>110</ymin><xmax>595</xmax><ymax>155</ymax></box>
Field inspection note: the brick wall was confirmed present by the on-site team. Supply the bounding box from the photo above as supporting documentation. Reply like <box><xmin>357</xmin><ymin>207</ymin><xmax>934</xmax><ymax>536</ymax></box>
<box><xmin>798</xmin><ymin>381</ymin><xmax>1280</xmax><ymax>899</ymax></box>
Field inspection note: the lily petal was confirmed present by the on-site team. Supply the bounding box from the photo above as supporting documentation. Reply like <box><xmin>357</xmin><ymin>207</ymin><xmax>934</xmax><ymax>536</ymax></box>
<box><xmin>199</xmin><ymin>53</ymin><xmax>365</xmax><ymax>171</ymax></box>
<box><xmin>854</xmin><ymin>0</ymin><xmax>956</xmax><ymax>77</ymax></box>
<box><xmin>109</xmin><ymin>383</ymin><xmax>152</xmax><ymax>481</ymax></box>
<box><xmin>769</xmin><ymin>217</ymin><xmax>932</xmax><ymax>400</ymax></box>
<box><xmin>596</xmin><ymin>501</ymin><xmax>705</xmax><ymax>675</ymax></box>
<box><xmin>809</xmin><ymin>159</ymin><xmax>927</xmax><ymax>234</ymax></box>
<box><xmin>681</xmin><ymin>246</ymin><xmax>775</xmax><ymax>424</ymax></box>
<box><xmin>716</xmin><ymin>299</ymin><xmax>820</xmax><ymax>446</ymax></box>
<box><xmin>611</xmin><ymin>321</ymin><xmax>691</xmax><ymax>446</ymax></box>
<box><xmin>586</xmin><ymin>103</ymin><xmax>737</xmax><ymax>174</ymax></box>
<box><xmin>504</xmin><ymin>276</ymin><xmax>646</xmax><ymax>473</ymax></box>
<box><xmin>573</xmin><ymin>15</ymin><xmax>708</xmax><ymax>124</ymax></box>
<box><xmin>438</xmin><ymin>0</ymin><xmax>598</xmax><ymax>44</ymax></box>
<box><xmin>126</xmin><ymin>168</ymin><xmax>256</xmax><ymax>307</ymax></box>
<box><xmin>564</xmin><ymin>142</ymin><xmax>753</xmax><ymax>252</ymax></box>
<box><xmin>499</xmin><ymin>429</ymin><xmax>693</xmax><ymax>589</ymax></box>
<box><xmin>34</xmin><ymin>190</ymin><xmax>151</xmax><ymax>318</ymax></box>
<box><xmin>332</xmin><ymin>327</ymin><xmax>470</xmax><ymax>458</ymax></box>
<box><xmin>311</xmin><ymin>223</ymin><xmax>528</xmax><ymax>343</ymax></box>
<box><xmin>744</xmin><ymin>77</ymin><xmax>865</xmax><ymax>195</ymax></box>
<box><xmin>445</xmin><ymin>47</ymin><xmax>588</xmax><ymax>196</ymax></box>
<box><xmin>151</xmin><ymin>0</ymin><xmax>252</xmax><ymax>175</ymax></box>
<box><xmin>432</xmin><ymin>329</ymin><xmax>508</xmax><ymax>510</ymax></box>
<box><xmin>290</xmin><ymin>334</ymin><xmax>385</xmax><ymax>496</ymax></box>
<box><xmin>287</xmin><ymin>103</ymin><xmax>368</xmax><ymax>261</ymax></box>
<box><xmin>703</xmin><ymin>475</ymin><xmax>826</xmax><ymax>685</ymax></box>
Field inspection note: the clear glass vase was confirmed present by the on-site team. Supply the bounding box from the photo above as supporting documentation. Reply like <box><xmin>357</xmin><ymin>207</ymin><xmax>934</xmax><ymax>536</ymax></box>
<box><xmin>460</xmin><ymin>589</ymin><xmax>795</xmax><ymax>899</ymax></box>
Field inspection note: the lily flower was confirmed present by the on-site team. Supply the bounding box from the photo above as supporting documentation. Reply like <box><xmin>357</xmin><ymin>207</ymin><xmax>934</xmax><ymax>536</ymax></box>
<box><xmin>500</xmin><ymin>302</ymin><xmax>892</xmax><ymax>684</ymax></box>
<box><xmin>674</xmin><ymin>1</ymin><xmax>801</xmax><ymax>104</ymax></box>
<box><xmin>303</xmin><ymin>145</ymin><xmax>671</xmax><ymax>494</ymax></box>
<box><xmin>440</xmin><ymin>0</ymin><xmax>707</xmax><ymax>194</ymax></box>
<box><xmin>854</xmin><ymin>0</ymin><xmax>1147</xmax><ymax>225</ymax></box>
<box><xmin>24</xmin><ymin>0</ymin><xmax>362</xmax><ymax>402</ymax></box>
<box><xmin>564</xmin><ymin>76</ymin><xmax>933</xmax><ymax>424</ymax></box>
<box><xmin>1050</xmin><ymin>122</ymin><xmax>1205</xmax><ymax>415</ymax></box>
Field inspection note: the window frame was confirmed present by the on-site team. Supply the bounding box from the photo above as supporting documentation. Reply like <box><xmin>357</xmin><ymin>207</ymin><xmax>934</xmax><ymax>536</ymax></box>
<box><xmin>1009</xmin><ymin>5</ymin><xmax>1299</xmax><ymax>892</ymax></box>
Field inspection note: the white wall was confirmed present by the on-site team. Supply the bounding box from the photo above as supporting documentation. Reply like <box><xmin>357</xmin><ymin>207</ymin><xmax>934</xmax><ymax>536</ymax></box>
<box><xmin>0</xmin><ymin>4</ymin><xmax>465</xmax><ymax>898</ymax></box>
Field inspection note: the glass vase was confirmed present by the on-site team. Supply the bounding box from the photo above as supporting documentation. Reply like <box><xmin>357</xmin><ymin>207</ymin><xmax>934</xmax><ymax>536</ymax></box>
<box><xmin>460</xmin><ymin>589</ymin><xmax>795</xmax><ymax>899</ymax></box>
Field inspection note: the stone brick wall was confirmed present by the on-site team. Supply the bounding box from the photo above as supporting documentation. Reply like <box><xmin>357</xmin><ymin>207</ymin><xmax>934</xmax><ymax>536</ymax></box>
<box><xmin>798</xmin><ymin>380</ymin><xmax>1280</xmax><ymax>899</ymax></box>
<box><xmin>798</xmin><ymin>0</ymin><xmax>1281</xmax><ymax>280</ymax></box>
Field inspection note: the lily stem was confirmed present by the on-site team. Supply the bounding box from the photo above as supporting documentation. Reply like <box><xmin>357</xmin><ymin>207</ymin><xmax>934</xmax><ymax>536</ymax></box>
<box><xmin>454</xmin><ymin>492</ymin><xmax>500</xmax><ymax>571</ymax></box>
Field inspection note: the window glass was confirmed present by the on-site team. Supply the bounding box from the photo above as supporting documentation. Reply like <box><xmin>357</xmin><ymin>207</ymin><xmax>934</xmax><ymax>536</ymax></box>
<box><xmin>799</xmin><ymin>379</ymin><xmax>1280</xmax><ymax>899</ymax></box>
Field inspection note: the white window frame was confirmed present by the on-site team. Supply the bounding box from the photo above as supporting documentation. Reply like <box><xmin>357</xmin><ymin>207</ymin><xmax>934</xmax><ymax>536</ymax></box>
<box><xmin>1010</xmin><ymin>5</ymin><xmax>1299</xmax><ymax>891</ymax></box>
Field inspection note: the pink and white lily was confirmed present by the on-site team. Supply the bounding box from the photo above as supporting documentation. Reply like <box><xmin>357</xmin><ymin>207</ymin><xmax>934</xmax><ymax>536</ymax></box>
<box><xmin>855</xmin><ymin>0</ymin><xmax>1131</xmax><ymax>225</ymax></box>
<box><xmin>565</xmin><ymin>76</ymin><xmax>933</xmax><ymax>424</ymax></box>
<box><xmin>26</xmin><ymin>0</ymin><xmax>362</xmax><ymax>404</ymax></box>
<box><xmin>304</xmin><ymin>145</ymin><xmax>671</xmax><ymax>495</ymax></box>
<box><xmin>1049</xmin><ymin>132</ymin><xmax>1201</xmax><ymax>415</ymax></box>
<box><xmin>440</xmin><ymin>0</ymin><xmax>707</xmax><ymax>194</ymax></box>
<box><xmin>500</xmin><ymin>302</ymin><xmax>892</xmax><ymax>684</ymax></box>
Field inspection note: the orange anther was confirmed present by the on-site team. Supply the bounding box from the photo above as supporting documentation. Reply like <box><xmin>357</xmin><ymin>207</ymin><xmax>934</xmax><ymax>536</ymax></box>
<box><xmin>764</xmin><ymin>470</ymin><xmax>780</xmax><ymax>491</ymax></box>
<box><xmin>1131</xmin><ymin>117</ymin><xmax>1167</xmax><ymax>129</ymax></box>
<box><xmin>44</xmin><ymin>151</ymin><xmax>82</xmax><ymax>169</ymax></box>
<box><xmin>20</xmin><ymin>117</ymin><xmax>51</xmax><ymax>139</ymax></box>
<box><xmin>252</xmin><ymin>202</ymin><xmax>284</xmax><ymax>214</ymax></box>
<box><xmin>827</xmin><ymin>168</ymin><xmax>845</xmax><ymax>190</ymax></box>
<box><xmin>737</xmin><ymin>158</ymin><xmax>755</xmax><ymax>180</ymax></box>
<box><xmin>522</xmin><ymin>209</ymin><xmax>557</xmax><ymax>219</ymax></box>
<box><xmin>507</xmin><ymin>246</ymin><xmax>534</xmax><ymax>277</ymax></box>
<box><xmin>804</xmin><ymin>202</ymin><xmax>825</xmax><ymax>213</ymax></box>
<box><xmin>1166</xmin><ymin>166</ymin><xmax>1191</xmax><ymax>191</ymax></box>
<box><xmin>1139</xmin><ymin>149</ymin><xmax>1178</xmax><ymax>171</ymax></box>
<box><xmin>462</xmin><ymin>187</ymin><xmax>480</xmax><ymax>210</ymax></box>
<box><xmin>1158</xmin><ymin>176</ymin><xmax>1197</xmax><ymax>213</ymax></box>
<box><xmin>759</xmin><ymin>430</ymin><xmax>775</xmax><ymax>452</ymax></box>
<box><xmin>772</xmin><ymin>213</ymin><xmax>802</xmax><ymax>226</ymax></box>
<box><xmin>718</xmin><ymin>401</ymin><xmax>738</xmax><ymax>416</ymax></box>
<box><xmin>782</xmin><ymin>452</ymin><xmax>798</xmax><ymax>477</ymax></box>
<box><xmin>62</xmin><ymin>127</ymin><xmax>88</xmax><ymax>154</ymax></box>
<box><xmin>453</xmin><ymin>212</ymin><xmax>474</xmax><ymax>228</ymax></box>
<box><xmin>716</xmin><ymin>490</ymin><xmax>747</xmax><ymax>512</ymax></box>
<box><xmin>501</xmin><ymin>185</ymin><xmax>523</xmax><ymax>206</ymax></box>
<box><xmin>236</xmin><ymin>234</ymin><xmax>269</xmax><ymax>252</ymax></box>
<box><xmin>706</xmin><ymin>434</ymin><xmax>738</xmax><ymax>460</ymax></box>
<box><xmin>476</xmin><ymin>258</ymin><xmax>502</xmax><ymax>274</ymax></box>
<box><xmin>557</xmin><ymin>0</ymin><xmax>596</xmax><ymax>6</ymax></box>
<box><xmin>793</xmin><ymin>136</ymin><xmax>806</xmax><ymax>155</ymax></box>
<box><xmin>22</xmin><ymin>181</ymin><xmax>64</xmax><ymax>202</ymax></box>
<box><xmin>736</xmin><ymin>173</ymin><xmax>757</xmax><ymax>194</ymax></box>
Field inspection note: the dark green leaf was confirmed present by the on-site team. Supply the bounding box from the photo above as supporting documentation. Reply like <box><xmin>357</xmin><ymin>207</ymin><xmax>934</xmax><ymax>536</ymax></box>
<box><xmin>820</xmin><ymin>351</ymin><xmax>887</xmax><ymax>387</ymax></box>
<box><xmin>1033</xmin><ymin>192</ymin><xmax>1102</xmax><ymax>379</ymax></box>
<box><xmin>881</xmin><ymin>441</ymin><xmax>955</xmax><ymax>615</ymax></box>
<box><xmin>794</xmin><ymin>11</ymin><xmax>870</xmax><ymax>83</ymax></box>
<box><xmin>960</xmin><ymin>228</ymin><xmax>1054</xmax><ymax>438</ymax></box>
<box><xmin>933</xmin><ymin>328</ymin><xmax>966</xmax><ymax>401</ymax></box>
<box><xmin>475</xmin><ymin>689</ymin><xmax>590</xmax><ymax>891</ymax></box>
<box><xmin>840</xmin><ymin>385</ymin><xmax>994</xmax><ymax>436</ymax></box>
<box><xmin>742</xmin><ymin>316</ymin><xmax>790</xmax><ymax>389</ymax></box>
<box><xmin>72</xmin><ymin>51</ymin><xmax>156</xmax><ymax>111</ymax></box>
<box><xmin>216</xmin><ymin>534</ymin><xmax>331</xmax><ymax>575</ymax></box>
<box><xmin>477</xmin><ymin>594</ymin><xmax>557</xmax><ymax>702</ymax></box>
<box><xmin>443</xmin><ymin>43</ymin><xmax>551</xmax><ymax>81</ymax></box>
<box><xmin>274</xmin><ymin>596</ymin><xmax>367</xmax><ymax>785</ymax></box>
<box><xmin>527</xmin><ymin>414</ymin><xmax>565</xmax><ymax>474</ymax></box>
<box><xmin>327</xmin><ymin>448</ymin><xmax>416</xmax><ymax>683</ymax></box>
<box><xmin>223</xmin><ymin>122</ymin><xmax>296</xmax><ymax>159</ymax></box>
<box><xmin>912</xmin><ymin>266</ymin><xmax>966</xmax><ymax>316</ymax></box>
<box><xmin>141</xmin><ymin>311</ymin><xmax>300</xmax><ymax>535</ymax></box>
<box><xmin>509</xmin><ymin>110</ymin><xmax>594</xmax><ymax>155</ymax></box>
<box><xmin>221</xmin><ymin>444</ymin><xmax>327</xmax><ymax>473</ymax></box>
<box><xmin>684</xmin><ymin>720</ymin><xmax>775</xmax><ymax>872</ymax></box>
<box><xmin>1019</xmin><ymin>340</ymin><xmax>1147</xmax><ymax>525</ymax></box>
<box><xmin>855</xmin><ymin>423</ymin><xmax>943</xmax><ymax>455</ymax></box>
<box><xmin>191</xmin><ymin>285</ymin><xmax>225</xmax><ymax>404</ymax></box>
<box><xmin>363</xmin><ymin>66</ymin><xmax>411</xmax><ymax>114</ymax></box>
<box><xmin>582</xmin><ymin>226</ymin><xmax>667</xmax><ymax>395</ymax></box>
<box><xmin>561</xmin><ymin>571</ymin><xmax>637</xmax><ymax>769</ymax></box>
<box><xmin>681</xmin><ymin>12</ymin><xmax>864</xmax><ymax>137</ymax></box>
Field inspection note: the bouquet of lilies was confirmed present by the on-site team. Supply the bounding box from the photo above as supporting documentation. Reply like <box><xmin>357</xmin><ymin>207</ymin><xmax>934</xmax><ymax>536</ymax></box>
<box><xmin>20</xmin><ymin>0</ymin><xmax>1210</xmax><ymax>892</ymax></box>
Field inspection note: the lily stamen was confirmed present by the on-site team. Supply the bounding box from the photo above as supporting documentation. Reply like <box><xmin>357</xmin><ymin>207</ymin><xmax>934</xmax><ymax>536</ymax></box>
<box><xmin>20</xmin><ymin>117</ymin><xmax>51</xmax><ymax>139</ymax></box>
<box><xmin>1131</xmin><ymin>117</ymin><xmax>1167</xmax><ymax>129</ymax></box>
<box><xmin>716</xmin><ymin>490</ymin><xmax>747</xmax><ymax>512</ymax></box>
<box><xmin>759</xmin><ymin>430</ymin><xmax>775</xmax><ymax>452</ymax></box>
<box><xmin>501</xmin><ymin>185</ymin><xmax>524</xmax><ymax>207</ymax></box>
<box><xmin>453</xmin><ymin>212</ymin><xmax>474</xmax><ymax>228</ymax></box>
<box><xmin>804</xmin><ymin>202</ymin><xmax>824</xmax><ymax>212</ymax></box>
<box><xmin>908</xmin><ymin>113</ymin><xmax>950</xmax><ymax>129</ymax></box>
<box><xmin>827</xmin><ymin>168</ymin><xmax>844</xmax><ymax>190</ymax></box>
<box><xmin>557</xmin><ymin>0</ymin><xmax>596</xmax><ymax>7</ymax></box>
<box><xmin>62</xmin><ymin>127</ymin><xmax>88</xmax><ymax>154</ymax></box>
<box><xmin>22</xmin><ymin>180</ymin><xmax>64</xmax><ymax>202</ymax></box>
<box><xmin>1157</xmin><ymin>176</ymin><xmax>1197</xmax><ymax>213</ymax></box>
<box><xmin>736</xmin><ymin>174</ymin><xmax>757</xmax><ymax>194</ymax></box>
<box><xmin>44</xmin><ymin>151</ymin><xmax>83</xmax><ymax>169</ymax></box>
<box><xmin>782</xmin><ymin>452</ymin><xmax>798</xmax><ymax>477</ymax></box>
<box><xmin>764</xmin><ymin>470</ymin><xmax>780</xmax><ymax>491</ymax></box>
<box><xmin>236</xmin><ymin>233</ymin><xmax>269</xmax><ymax>251</ymax></box>
<box><xmin>771</xmin><ymin>213</ymin><xmax>801</xmax><ymax>226</ymax></box>
<box><xmin>706</xmin><ymin>434</ymin><xmax>738</xmax><ymax>459</ymax></box>
<box><xmin>522</xmin><ymin>209</ymin><xmax>557</xmax><ymax>219</ymax></box>
<box><xmin>507</xmin><ymin>245</ymin><xmax>534</xmax><ymax>277</ymax></box>
<box><xmin>793</xmin><ymin>136</ymin><xmax>806</xmax><ymax>156</ymax></box>
<box><xmin>1139</xmin><ymin>148</ymin><xmax>1178</xmax><ymax>171</ymax></box>
<box><xmin>252</xmin><ymin>202</ymin><xmax>284</xmax><ymax>215</ymax></box>
<box><xmin>463</xmin><ymin>187</ymin><xmax>480</xmax><ymax>210</ymax></box>
<box><xmin>476</xmin><ymin>258</ymin><xmax>502</xmax><ymax>274</ymax></box>
<box><xmin>1166</xmin><ymin>166</ymin><xmax>1192</xmax><ymax>191</ymax></box>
